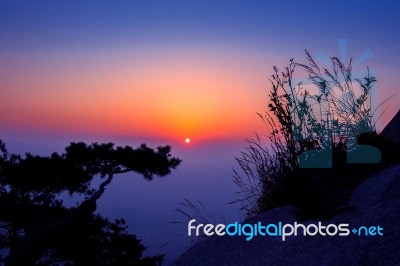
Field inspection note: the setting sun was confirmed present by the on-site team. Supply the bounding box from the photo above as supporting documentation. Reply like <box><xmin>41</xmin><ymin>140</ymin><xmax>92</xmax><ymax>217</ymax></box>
<box><xmin>185</xmin><ymin>138</ymin><xmax>191</xmax><ymax>143</ymax></box>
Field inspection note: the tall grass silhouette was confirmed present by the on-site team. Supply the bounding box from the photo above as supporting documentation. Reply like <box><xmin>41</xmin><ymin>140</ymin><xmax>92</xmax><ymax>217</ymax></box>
<box><xmin>232</xmin><ymin>50</ymin><xmax>392</xmax><ymax>217</ymax></box>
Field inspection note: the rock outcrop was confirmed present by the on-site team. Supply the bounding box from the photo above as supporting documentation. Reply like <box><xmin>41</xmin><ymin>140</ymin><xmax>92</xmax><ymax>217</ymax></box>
<box><xmin>173</xmin><ymin>164</ymin><xmax>400</xmax><ymax>266</ymax></box>
<box><xmin>381</xmin><ymin>109</ymin><xmax>400</xmax><ymax>143</ymax></box>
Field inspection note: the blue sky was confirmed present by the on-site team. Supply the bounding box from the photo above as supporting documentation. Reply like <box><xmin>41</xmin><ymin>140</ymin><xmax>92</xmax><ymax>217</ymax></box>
<box><xmin>1</xmin><ymin>1</ymin><xmax>399</xmax><ymax>54</ymax></box>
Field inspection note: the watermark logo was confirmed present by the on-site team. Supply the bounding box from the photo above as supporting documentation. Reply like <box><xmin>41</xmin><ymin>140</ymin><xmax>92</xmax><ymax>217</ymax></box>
<box><xmin>290</xmin><ymin>39</ymin><xmax>381</xmax><ymax>168</ymax></box>
<box><xmin>188</xmin><ymin>219</ymin><xmax>383</xmax><ymax>241</ymax></box>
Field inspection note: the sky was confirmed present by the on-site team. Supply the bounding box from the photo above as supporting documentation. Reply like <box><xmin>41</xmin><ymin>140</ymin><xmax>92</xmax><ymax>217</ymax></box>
<box><xmin>1</xmin><ymin>0</ymin><xmax>400</xmax><ymax>262</ymax></box>
<box><xmin>1</xmin><ymin>0</ymin><xmax>400</xmax><ymax>145</ymax></box>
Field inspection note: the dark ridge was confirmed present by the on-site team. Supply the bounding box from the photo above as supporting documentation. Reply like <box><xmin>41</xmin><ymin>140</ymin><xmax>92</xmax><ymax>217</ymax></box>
<box><xmin>380</xmin><ymin>109</ymin><xmax>400</xmax><ymax>143</ymax></box>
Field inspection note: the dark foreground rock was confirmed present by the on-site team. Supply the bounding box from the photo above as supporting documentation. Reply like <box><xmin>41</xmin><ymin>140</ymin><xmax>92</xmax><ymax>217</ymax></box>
<box><xmin>381</xmin><ymin>110</ymin><xmax>400</xmax><ymax>143</ymax></box>
<box><xmin>173</xmin><ymin>164</ymin><xmax>400</xmax><ymax>266</ymax></box>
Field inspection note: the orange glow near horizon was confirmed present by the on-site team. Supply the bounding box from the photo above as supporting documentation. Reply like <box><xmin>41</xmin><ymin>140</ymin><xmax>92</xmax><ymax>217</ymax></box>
<box><xmin>1</xmin><ymin>46</ymin><xmax>397</xmax><ymax>142</ymax></box>
<box><xmin>0</xmin><ymin>47</ymin><xmax>268</xmax><ymax>141</ymax></box>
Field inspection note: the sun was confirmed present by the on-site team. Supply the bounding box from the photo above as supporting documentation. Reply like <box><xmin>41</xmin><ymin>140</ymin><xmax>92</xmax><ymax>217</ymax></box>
<box><xmin>185</xmin><ymin>138</ymin><xmax>191</xmax><ymax>144</ymax></box>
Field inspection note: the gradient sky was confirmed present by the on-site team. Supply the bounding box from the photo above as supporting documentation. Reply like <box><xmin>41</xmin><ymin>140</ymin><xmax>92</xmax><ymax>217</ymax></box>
<box><xmin>1</xmin><ymin>0</ymin><xmax>400</xmax><ymax>145</ymax></box>
<box><xmin>1</xmin><ymin>1</ymin><xmax>400</xmax><ymax>262</ymax></box>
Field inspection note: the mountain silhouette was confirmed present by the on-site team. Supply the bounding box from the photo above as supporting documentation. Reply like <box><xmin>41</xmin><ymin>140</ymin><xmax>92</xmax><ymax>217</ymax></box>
<box><xmin>381</xmin><ymin>109</ymin><xmax>400</xmax><ymax>142</ymax></box>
